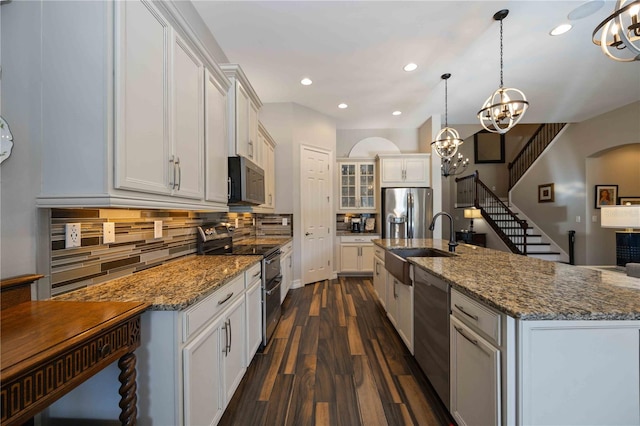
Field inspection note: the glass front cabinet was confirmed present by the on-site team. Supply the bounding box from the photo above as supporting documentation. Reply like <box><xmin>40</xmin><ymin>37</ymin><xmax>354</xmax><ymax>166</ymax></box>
<box><xmin>338</xmin><ymin>160</ymin><xmax>376</xmax><ymax>211</ymax></box>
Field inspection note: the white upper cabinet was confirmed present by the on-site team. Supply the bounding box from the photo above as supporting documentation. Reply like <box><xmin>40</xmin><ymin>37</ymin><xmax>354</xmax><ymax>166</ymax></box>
<box><xmin>377</xmin><ymin>154</ymin><xmax>431</xmax><ymax>187</ymax></box>
<box><xmin>114</xmin><ymin>0</ymin><xmax>171</xmax><ymax>195</ymax></box>
<box><xmin>258</xmin><ymin>123</ymin><xmax>276</xmax><ymax>211</ymax></box>
<box><xmin>221</xmin><ymin>64</ymin><xmax>263</xmax><ymax>162</ymax></box>
<box><xmin>338</xmin><ymin>160</ymin><xmax>376</xmax><ymax>212</ymax></box>
<box><xmin>204</xmin><ymin>68</ymin><xmax>229</xmax><ymax>205</ymax></box>
<box><xmin>37</xmin><ymin>0</ymin><xmax>232</xmax><ymax>210</ymax></box>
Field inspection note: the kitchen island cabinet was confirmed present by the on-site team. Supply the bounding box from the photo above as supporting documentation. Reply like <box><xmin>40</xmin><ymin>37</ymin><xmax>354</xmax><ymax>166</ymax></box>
<box><xmin>51</xmin><ymin>255</ymin><xmax>261</xmax><ymax>425</ymax></box>
<box><xmin>373</xmin><ymin>238</ymin><xmax>640</xmax><ymax>426</ymax></box>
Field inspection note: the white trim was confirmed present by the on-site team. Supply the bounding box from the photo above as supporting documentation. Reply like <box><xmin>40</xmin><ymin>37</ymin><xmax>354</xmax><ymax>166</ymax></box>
<box><xmin>36</xmin><ymin>194</ymin><xmax>228</xmax><ymax>211</ymax></box>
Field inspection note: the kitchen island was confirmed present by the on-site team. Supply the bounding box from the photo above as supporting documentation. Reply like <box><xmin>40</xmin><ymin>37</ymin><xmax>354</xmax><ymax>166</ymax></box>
<box><xmin>373</xmin><ymin>238</ymin><xmax>640</xmax><ymax>426</ymax></box>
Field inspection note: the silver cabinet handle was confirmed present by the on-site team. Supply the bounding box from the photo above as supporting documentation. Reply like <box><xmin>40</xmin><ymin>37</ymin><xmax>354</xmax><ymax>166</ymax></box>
<box><xmin>227</xmin><ymin>177</ymin><xmax>232</xmax><ymax>199</ymax></box>
<box><xmin>175</xmin><ymin>156</ymin><xmax>181</xmax><ymax>190</ymax></box>
<box><xmin>228</xmin><ymin>318</ymin><xmax>232</xmax><ymax>353</ymax></box>
<box><xmin>393</xmin><ymin>280</ymin><xmax>398</xmax><ymax>298</ymax></box>
<box><xmin>248</xmin><ymin>140</ymin><xmax>253</xmax><ymax>158</ymax></box>
<box><xmin>252</xmin><ymin>271</ymin><xmax>261</xmax><ymax>278</ymax></box>
<box><xmin>454</xmin><ymin>304</ymin><xmax>479</xmax><ymax>321</ymax></box>
<box><xmin>218</xmin><ymin>292</ymin><xmax>234</xmax><ymax>305</ymax></box>
<box><xmin>375</xmin><ymin>263</ymin><xmax>379</xmax><ymax>275</ymax></box>
<box><xmin>169</xmin><ymin>155</ymin><xmax>177</xmax><ymax>189</ymax></box>
<box><xmin>455</xmin><ymin>326</ymin><xmax>478</xmax><ymax>346</ymax></box>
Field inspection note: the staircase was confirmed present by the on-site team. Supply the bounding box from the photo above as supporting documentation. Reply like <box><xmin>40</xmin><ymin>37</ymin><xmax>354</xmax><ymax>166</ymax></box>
<box><xmin>456</xmin><ymin>172</ymin><xmax>561</xmax><ymax>261</ymax></box>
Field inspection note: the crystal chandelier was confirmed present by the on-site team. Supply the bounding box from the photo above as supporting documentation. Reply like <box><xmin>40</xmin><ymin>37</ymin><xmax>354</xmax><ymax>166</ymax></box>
<box><xmin>478</xmin><ymin>10</ymin><xmax>529</xmax><ymax>134</ymax></box>
<box><xmin>592</xmin><ymin>0</ymin><xmax>640</xmax><ymax>62</ymax></box>
<box><xmin>431</xmin><ymin>73</ymin><xmax>463</xmax><ymax>159</ymax></box>
<box><xmin>441</xmin><ymin>152</ymin><xmax>469</xmax><ymax>178</ymax></box>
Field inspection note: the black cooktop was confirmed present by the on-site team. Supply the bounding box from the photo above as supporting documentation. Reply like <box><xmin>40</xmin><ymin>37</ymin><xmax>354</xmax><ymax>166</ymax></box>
<box><xmin>230</xmin><ymin>244</ymin><xmax>280</xmax><ymax>256</ymax></box>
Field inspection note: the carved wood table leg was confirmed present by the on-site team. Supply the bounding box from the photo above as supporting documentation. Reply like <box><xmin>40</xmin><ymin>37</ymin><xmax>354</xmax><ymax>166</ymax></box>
<box><xmin>118</xmin><ymin>352</ymin><xmax>138</xmax><ymax>426</ymax></box>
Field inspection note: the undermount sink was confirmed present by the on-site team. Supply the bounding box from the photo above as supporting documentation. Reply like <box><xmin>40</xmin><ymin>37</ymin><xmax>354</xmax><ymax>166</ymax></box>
<box><xmin>385</xmin><ymin>247</ymin><xmax>455</xmax><ymax>285</ymax></box>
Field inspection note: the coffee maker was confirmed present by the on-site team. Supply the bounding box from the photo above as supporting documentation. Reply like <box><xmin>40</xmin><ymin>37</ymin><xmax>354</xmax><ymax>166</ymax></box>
<box><xmin>350</xmin><ymin>217</ymin><xmax>362</xmax><ymax>233</ymax></box>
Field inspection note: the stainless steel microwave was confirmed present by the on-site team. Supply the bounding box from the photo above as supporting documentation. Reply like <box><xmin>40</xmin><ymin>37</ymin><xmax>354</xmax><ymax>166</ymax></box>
<box><xmin>228</xmin><ymin>156</ymin><xmax>265</xmax><ymax>205</ymax></box>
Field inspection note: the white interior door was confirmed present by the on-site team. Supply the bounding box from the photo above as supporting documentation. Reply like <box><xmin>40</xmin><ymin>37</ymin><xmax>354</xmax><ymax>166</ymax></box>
<box><xmin>301</xmin><ymin>146</ymin><xmax>332</xmax><ymax>285</ymax></box>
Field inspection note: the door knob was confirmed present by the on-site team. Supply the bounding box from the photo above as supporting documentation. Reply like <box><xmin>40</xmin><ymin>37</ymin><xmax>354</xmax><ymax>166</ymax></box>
<box><xmin>305</xmin><ymin>232</ymin><xmax>313</xmax><ymax>236</ymax></box>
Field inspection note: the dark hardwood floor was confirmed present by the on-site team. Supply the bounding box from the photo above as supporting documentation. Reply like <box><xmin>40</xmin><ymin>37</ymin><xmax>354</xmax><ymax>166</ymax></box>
<box><xmin>220</xmin><ymin>276</ymin><xmax>454</xmax><ymax>426</ymax></box>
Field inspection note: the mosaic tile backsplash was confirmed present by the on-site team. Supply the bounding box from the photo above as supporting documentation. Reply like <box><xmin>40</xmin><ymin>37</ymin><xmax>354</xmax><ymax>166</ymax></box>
<box><xmin>49</xmin><ymin>209</ymin><xmax>292</xmax><ymax>295</ymax></box>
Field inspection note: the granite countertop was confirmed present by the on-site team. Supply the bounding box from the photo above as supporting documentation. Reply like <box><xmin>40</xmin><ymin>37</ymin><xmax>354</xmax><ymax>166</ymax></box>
<box><xmin>54</xmin><ymin>255</ymin><xmax>261</xmax><ymax>311</ymax></box>
<box><xmin>373</xmin><ymin>238</ymin><xmax>640</xmax><ymax>321</ymax></box>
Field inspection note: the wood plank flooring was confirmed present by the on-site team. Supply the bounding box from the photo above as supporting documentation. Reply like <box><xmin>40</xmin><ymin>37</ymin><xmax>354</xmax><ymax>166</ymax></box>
<box><xmin>220</xmin><ymin>276</ymin><xmax>454</xmax><ymax>426</ymax></box>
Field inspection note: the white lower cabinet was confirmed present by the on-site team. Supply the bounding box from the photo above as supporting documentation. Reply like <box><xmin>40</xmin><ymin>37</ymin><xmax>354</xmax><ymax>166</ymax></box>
<box><xmin>395</xmin><ymin>279</ymin><xmax>413</xmax><ymax>352</ymax></box>
<box><xmin>222</xmin><ymin>297</ymin><xmax>247</xmax><ymax>403</ymax></box>
<box><xmin>339</xmin><ymin>235</ymin><xmax>378</xmax><ymax>274</ymax></box>
<box><xmin>280</xmin><ymin>241</ymin><xmax>293</xmax><ymax>302</ymax></box>
<box><xmin>450</xmin><ymin>315</ymin><xmax>501</xmax><ymax>426</ymax></box>
<box><xmin>372</xmin><ymin>252</ymin><xmax>386</xmax><ymax>308</ymax></box>
<box><xmin>246</xmin><ymin>272</ymin><xmax>262</xmax><ymax>361</ymax></box>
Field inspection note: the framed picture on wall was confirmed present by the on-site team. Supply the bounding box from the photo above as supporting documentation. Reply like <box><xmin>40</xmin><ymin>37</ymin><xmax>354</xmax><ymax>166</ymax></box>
<box><xmin>619</xmin><ymin>196</ymin><xmax>640</xmax><ymax>205</ymax></box>
<box><xmin>474</xmin><ymin>131</ymin><xmax>505</xmax><ymax>163</ymax></box>
<box><xmin>594</xmin><ymin>185</ymin><xmax>618</xmax><ymax>209</ymax></box>
<box><xmin>538</xmin><ymin>183</ymin><xmax>554</xmax><ymax>203</ymax></box>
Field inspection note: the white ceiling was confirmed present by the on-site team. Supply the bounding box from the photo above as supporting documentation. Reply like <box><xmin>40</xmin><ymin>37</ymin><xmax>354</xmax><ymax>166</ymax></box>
<box><xmin>192</xmin><ymin>0</ymin><xmax>640</xmax><ymax>129</ymax></box>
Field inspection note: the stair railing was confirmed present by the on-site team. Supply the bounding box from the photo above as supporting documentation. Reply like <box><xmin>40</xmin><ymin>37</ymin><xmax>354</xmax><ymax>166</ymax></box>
<box><xmin>456</xmin><ymin>171</ymin><xmax>528</xmax><ymax>255</ymax></box>
<box><xmin>508</xmin><ymin>123</ymin><xmax>566</xmax><ymax>189</ymax></box>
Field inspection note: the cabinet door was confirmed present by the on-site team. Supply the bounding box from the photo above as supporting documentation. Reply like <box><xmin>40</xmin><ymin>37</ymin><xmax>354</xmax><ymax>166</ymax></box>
<box><xmin>380</xmin><ymin>158</ymin><xmax>405</xmax><ymax>185</ymax></box>
<box><xmin>223</xmin><ymin>297</ymin><xmax>246</xmax><ymax>405</ymax></box>
<box><xmin>340</xmin><ymin>244</ymin><xmax>360</xmax><ymax>272</ymax></box>
<box><xmin>339</xmin><ymin>163</ymin><xmax>357</xmax><ymax>209</ymax></box>
<box><xmin>235</xmin><ymin>82</ymin><xmax>250</xmax><ymax>159</ymax></box>
<box><xmin>115</xmin><ymin>0</ymin><xmax>171</xmax><ymax>195</ymax></box>
<box><xmin>395</xmin><ymin>281</ymin><xmax>413</xmax><ymax>352</ymax></box>
<box><xmin>204</xmin><ymin>68</ymin><xmax>229</xmax><ymax>204</ymax></box>
<box><xmin>386</xmin><ymin>274</ymin><xmax>399</xmax><ymax>326</ymax></box>
<box><xmin>246</xmin><ymin>279</ymin><xmax>262</xmax><ymax>362</ymax></box>
<box><xmin>172</xmin><ymin>32</ymin><xmax>203</xmax><ymax>199</ymax></box>
<box><xmin>358</xmin><ymin>163</ymin><xmax>376</xmax><ymax>209</ymax></box>
<box><xmin>249</xmin><ymin>101</ymin><xmax>259</xmax><ymax>161</ymax></box>
<box><xmin>183</xmin><ymin>317</ymin><xmax>223</xmax><ymax>426</ymax></box>
<box><xmin>373</xmin><ymin>257</ymin><xmax>386</xmax><ymax>308</ymax></box>
<box><xmin>360</xmin><ymin>245</ymin><xmax>374</xmax><ymax>272</ymax></box>
<box><xmin>265</xmin><ymin>143</ymin><xmax>275</xmax><ymax>208</ymax></box>
<box><xmin>450</xmin><ymin>316</ymin><xmax>501</xmax><ymax>426</ymax></box>
<box><xmin>403</xmin><ymin>157</ymin><xmax>429</xmax><ymax>186</ymax></box>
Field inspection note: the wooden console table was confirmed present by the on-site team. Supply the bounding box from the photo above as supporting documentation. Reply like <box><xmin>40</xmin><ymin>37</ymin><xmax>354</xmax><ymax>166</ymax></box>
<box><xmin>1</xmin><ymin>300</ymin><xmax>149</xmax><ymax>426</ymax></box>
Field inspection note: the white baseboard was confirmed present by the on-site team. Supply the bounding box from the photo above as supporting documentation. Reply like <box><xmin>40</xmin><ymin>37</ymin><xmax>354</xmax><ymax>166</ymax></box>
<box><xmin>290</xmin><ymin>279</ymin><xmax>303</xmax><ymax>289</ymax></box>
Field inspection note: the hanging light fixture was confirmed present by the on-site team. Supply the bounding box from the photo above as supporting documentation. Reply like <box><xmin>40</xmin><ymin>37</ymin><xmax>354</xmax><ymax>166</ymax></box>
<box><xmin>431</xmin><ymin>73</ymin><xmax>463</xmax><ymax>159</ymax></box>
<box><xmin>441</xmin><ymin>152</ymin><xmax>469</xmax><ymax>178</ymax></box>
<box><xmin>592</xmin><ymin>0</ymin><xmax>640</xmax><ymax>62</ymax></box>
<box><xmin>478</xmin><ymin>9</ymin><xmax>529</xmax><ymax>134</ymax></box>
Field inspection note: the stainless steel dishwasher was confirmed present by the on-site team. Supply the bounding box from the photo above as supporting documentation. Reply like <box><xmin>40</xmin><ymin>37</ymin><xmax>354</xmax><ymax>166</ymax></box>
<box><xmin>413</xmin><ymin>266</ymin><xmax>450</xmax><ymax>409</ymax></box>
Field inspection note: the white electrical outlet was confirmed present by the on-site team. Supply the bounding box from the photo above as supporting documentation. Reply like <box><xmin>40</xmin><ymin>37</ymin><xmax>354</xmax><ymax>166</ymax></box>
<box><xmin>592</xmin><ymin>215</ymin><xmax>598</xmax><ymax>222</ymax></box>
<box><xmin>154</xmin><ymin>220</ymin><xmax>163</xmax><ymax>239</ymax></box>
<box><xmin>235</xmin><ymin>217</ymin><xmax>239</xmax><ymax>228</ymax></box>
<box><xmin>252</xmin><ymin>218</ymin><xmax>256</xmax><ymax>226</ymax></box>
<box><xmin>282</xmin><ymin>218</ymin><xmax>288</xmax><ymax>226</ymax></box>
<box><xmin>65</xmin><ymin>223</ymin><xmax>81</xmax><ymax>248</ymax></box>
<box><xmin>576</xmin><ymin>216</ymin><xmax>581</xmax><ymax>223</ymax></box>
<box><xmin>103</xmin><ymin>222</ymin><xmax>115</xmax><ymax>244</ymax></box>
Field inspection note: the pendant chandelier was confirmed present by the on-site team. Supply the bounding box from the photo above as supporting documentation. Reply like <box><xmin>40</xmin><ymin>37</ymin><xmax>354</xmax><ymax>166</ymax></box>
<box><xmin>431</xmin><ymin>73</ymin><xmax>463</xmax><ymax>159</ymax></box>
<box><xmin>478</xmin><ymin>9</ymin><xmax>529</xmax><ymax>134</ymax></box>
<box><xmin>592</xmin><ymin>0</ymin><xmax>640</xmax><ymax>62</ymax></box>
<box><xmin>441</xmin><ymin>152</ymin><xmax>469</xmax><ymax>178</ymax></box>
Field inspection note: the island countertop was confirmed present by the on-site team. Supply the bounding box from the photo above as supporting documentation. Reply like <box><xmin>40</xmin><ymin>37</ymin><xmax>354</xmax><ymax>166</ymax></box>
<box><xmin>373</xmin><ymin>238</ymin><xmax>640</xmax><ymax>321</ymax></box>
<box><xmin>54</xmin><ymin>255</ymin><xmax>261</xmax><ymax>311</ymax></box>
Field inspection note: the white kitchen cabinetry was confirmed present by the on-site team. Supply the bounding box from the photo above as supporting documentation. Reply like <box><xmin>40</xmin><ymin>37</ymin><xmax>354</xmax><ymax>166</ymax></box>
<box><xmin>221</xmin><ymin>64</ymin><xmax>262</xmax><ymax>162</ymax></box>
<box><xmin>116</xmin><ymin>2</ymin><xmax>203</xmax><ymax>199</ymax></box>
<box><xmin>377</xmin><ymin>154</ymin><xmax>430</xmax><ymax>187</ymax></box>
<box><xmin>450</xmin><ymin>288</ymin><xmax>507</xmax><ymax>426</ymax></box>
<box><xmin>280</xmin><ymin>241</ymin><xmax>293</xmax><ymax>303</ymax></box>
<box><xmin>339</xmin><ymin>235</ymin><xmax>378</xmax><ymax>274</ymax></box>
<box><xmin>204</xmin><ymin>68</ymin><xmax>229</xmax><ymax>205</ymax></box>
<box><xmin>386</xmin><ymin>274</ymin><xmax>413</xmax><ymax>351</ymax></box>
<box><xmin>258</xmin><ymin>123</ymin><xmax>277</xmax><ymax>211</ymax></box>
<box><xmin>373</xmin><ymin>246</ymin><xmax>387</xmax><ymax>308</ymax></box>
<box><xmin>338</xmin><ymin>160</ymin><xmax>376</xmax><ymax>212</ymax></box>
<box><xmin>36</xmin><ymin>0</ymin><xmax>232</xmax><ymax>210</ymax></box>
<box><xmin>245</xmin><ymin>263</ymin><xmax>262</xmax><ymax>361</ymax></box>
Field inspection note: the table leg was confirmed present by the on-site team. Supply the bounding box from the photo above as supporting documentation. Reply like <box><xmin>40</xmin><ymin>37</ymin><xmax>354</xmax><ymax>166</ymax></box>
<box><xmin>118</xmin><ymin>352</ymin><xmax>137</xmax><ymax>426</ymax></box>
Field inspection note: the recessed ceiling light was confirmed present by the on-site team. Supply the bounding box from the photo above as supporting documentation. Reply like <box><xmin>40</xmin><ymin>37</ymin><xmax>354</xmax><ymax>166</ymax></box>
<box><xmin>338</xmin><ymin>103</ymin><xmax>348</xmax><ymax>109</ymax></box>
<box><xmin>392</xmin><ymin>111</ymin><xmax>402</xmax><ymax>116</ymax></box>
<box><xmin>300</xmin><ymin>78</ymin><xmax>312</xmax><ymax>86</ymax></box>
<box><xmin>403</xmin><ymin>63</ymin><xmax>418</xmax><ymax>72</ymax></box>
<box><xmin>550</xmin><ymin>23</ymin><xmax>573</xmax><ymax>36</ymax></box>
<box><xmin>568</xmin><ymin>0</ymin><xmax>604</xmax><ymax>20</ymax></box>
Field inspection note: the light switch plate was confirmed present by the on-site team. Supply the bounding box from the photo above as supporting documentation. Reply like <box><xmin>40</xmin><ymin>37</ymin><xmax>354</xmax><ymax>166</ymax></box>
<box><xmin>103</xmin><ymin>222</ymin><xmax>115</xmax><ymax>244</ymax></box>
<box><xmin>65</xmin><ymin>223</ymin><xmax>81</xmax><ymax>248</ymax></box>
<box><xmin>154</xmin><ymin>220</ymin><xmax>163</xmax><ymax>239</ymax></box>
<box><xmin>282</xmin><ymin>218</ymin><xmax>288</xmax><ymax>226</ymax></box>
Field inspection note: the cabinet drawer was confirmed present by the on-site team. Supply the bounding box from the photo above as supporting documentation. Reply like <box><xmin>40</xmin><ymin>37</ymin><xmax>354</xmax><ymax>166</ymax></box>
<box><xmin>451</xmin><ymin>289</ymin><xmax>501</xmax><ymax>346</ymax></box>
<box><xmin>281</xmin><ymin>241</ymin><xmax>293</xmax><ymax>255</ymax></box>
<box><xmin>341</xmin><ymin>234</ymin><xmax>379</xmax><ymax>243</ymax></box>
<box><xmin>374</xmin><ymin>246</ymin><xmax>385</xmax><ymax>260</ymax></box>
<box><xmin>183</xmin><ymin>274</ymin><xmax>244</xmax><ymax>342</ymax></box>
<box><xmin>245</xmin><ymin>262</ymin><xmax>262</xmax><ymax>287</ymax></box>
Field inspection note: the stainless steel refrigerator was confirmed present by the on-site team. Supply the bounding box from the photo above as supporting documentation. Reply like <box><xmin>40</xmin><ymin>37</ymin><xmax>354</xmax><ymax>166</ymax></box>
<box><xmin>381</xmin><ymin>187</ymin><xmax>433</xmax><ymax>239</ymax></box>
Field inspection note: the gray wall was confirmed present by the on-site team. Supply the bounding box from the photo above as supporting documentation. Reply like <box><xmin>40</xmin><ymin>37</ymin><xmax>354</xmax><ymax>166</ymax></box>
<box><xmin>511</xmin><ymin>101</ymin><xmax>640</xmax><ymax>265</ymax></box>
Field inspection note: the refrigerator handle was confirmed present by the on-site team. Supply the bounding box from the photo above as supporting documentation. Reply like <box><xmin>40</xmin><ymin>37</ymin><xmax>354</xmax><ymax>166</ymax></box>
<box><xmin>407</xmin><ymin>192</ymin><xmax>413</xmax><ymax>239</ymax></box>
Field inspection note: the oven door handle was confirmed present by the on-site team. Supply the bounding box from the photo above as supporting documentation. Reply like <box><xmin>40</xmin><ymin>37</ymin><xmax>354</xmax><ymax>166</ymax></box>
<box><xmin>265</xmin><ymin>277</ymin><xmax>283</xmax><ymax>296</ymax></box>
<box><xmin>265</xmin><ymin>251</ymin><xmax>282</xmax><ymax>264</ymax></box>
